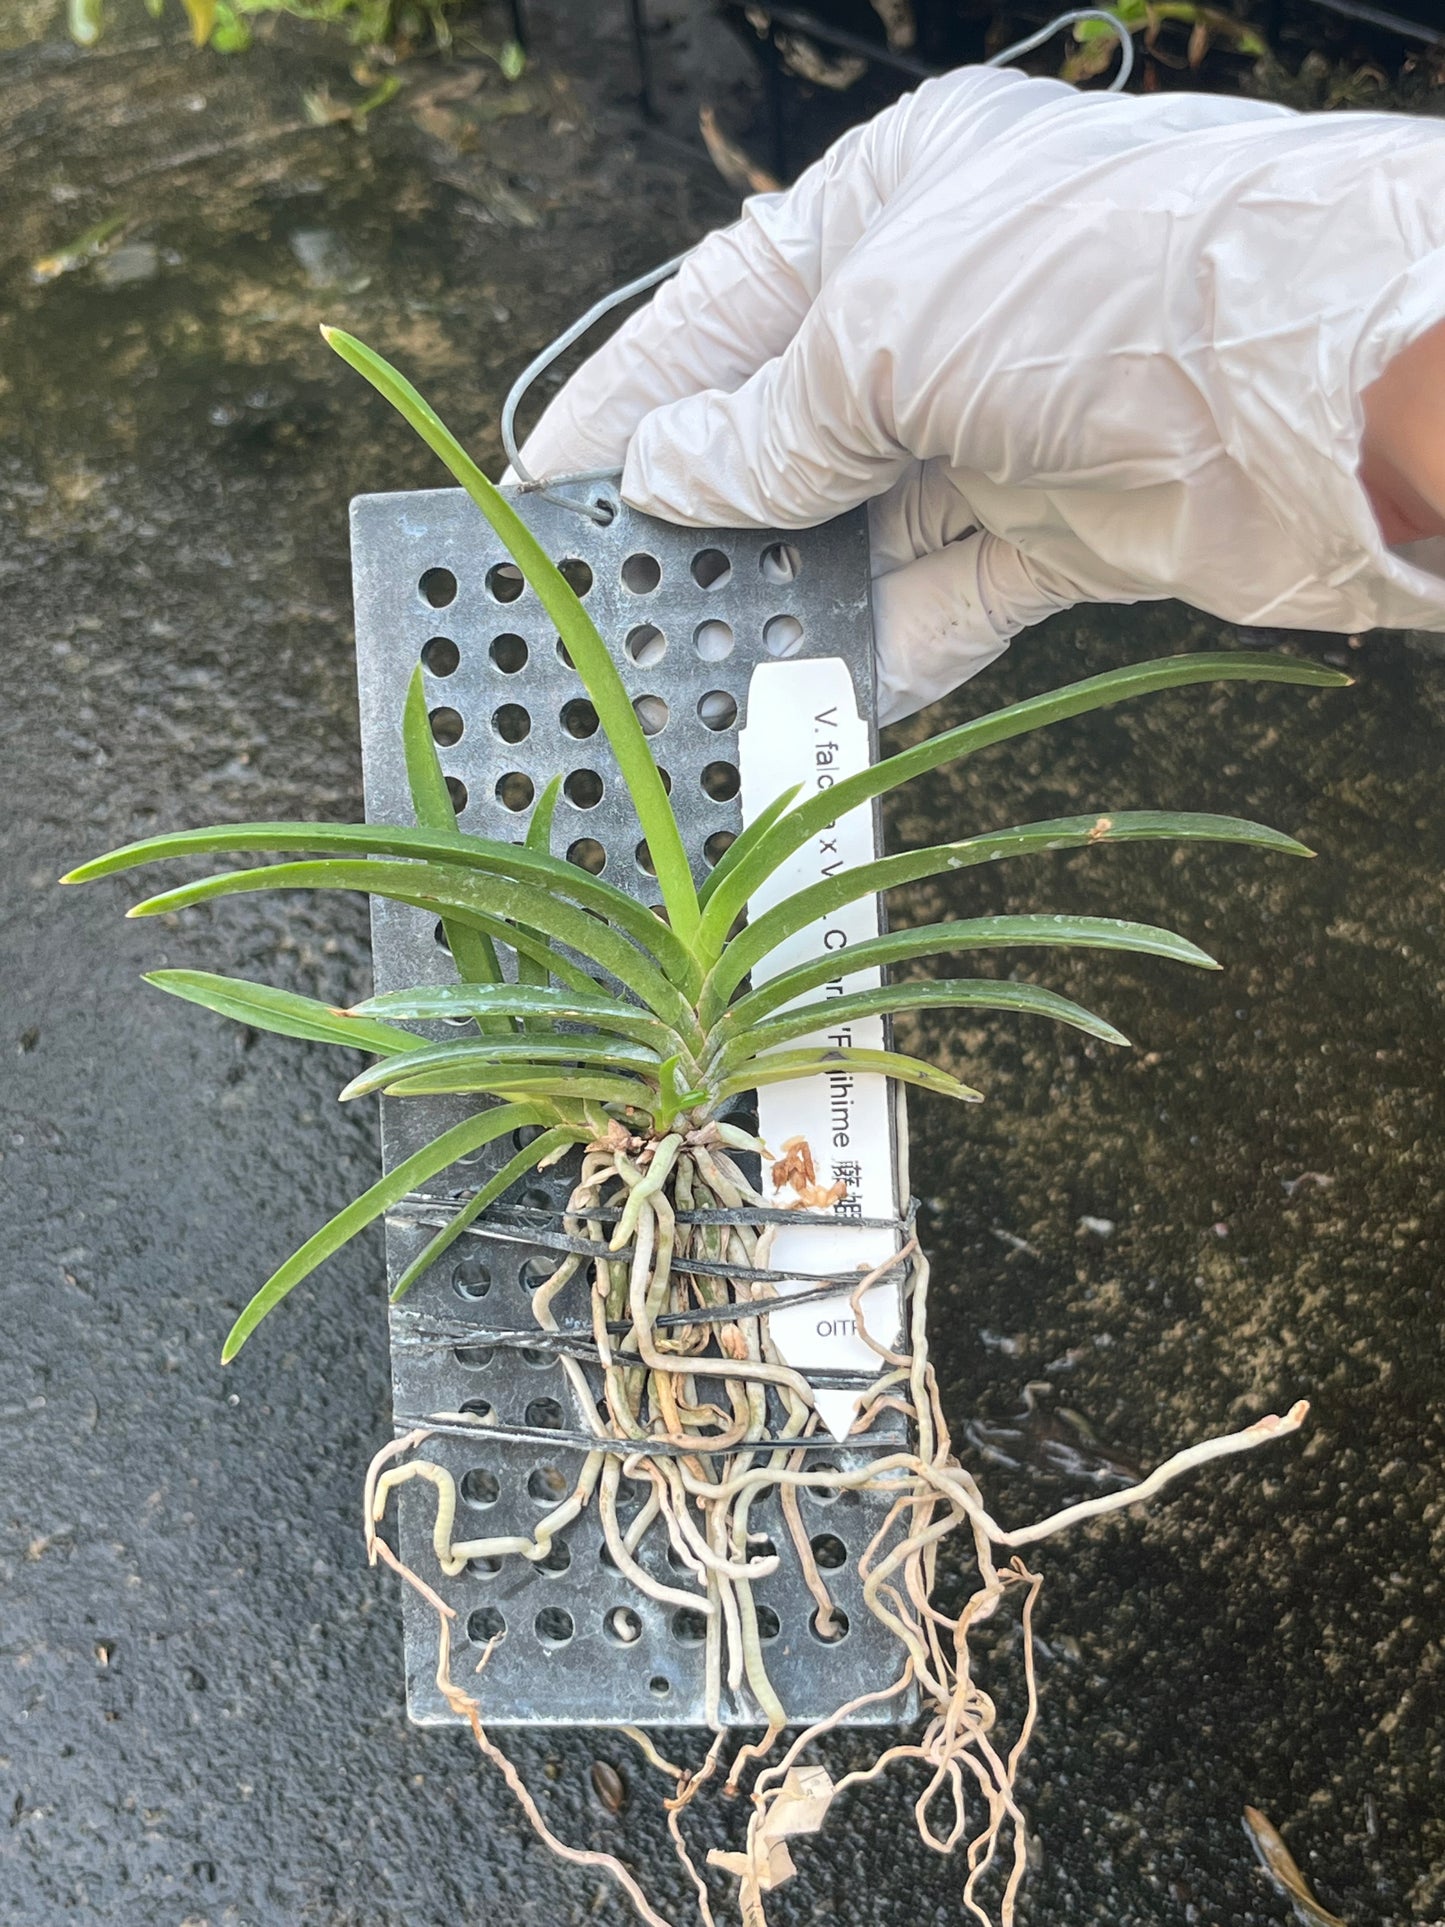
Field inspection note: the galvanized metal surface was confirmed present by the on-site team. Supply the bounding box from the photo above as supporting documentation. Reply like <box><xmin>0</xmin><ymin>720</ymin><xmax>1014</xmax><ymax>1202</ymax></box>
<box><xmin>350</xmin><ymin>482</ymin><xmax>911</xmax><ymax>1726</ymax></box>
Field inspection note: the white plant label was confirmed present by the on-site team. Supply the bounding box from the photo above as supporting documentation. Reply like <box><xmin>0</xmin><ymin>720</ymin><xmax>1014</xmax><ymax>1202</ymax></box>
<box><xmin>737</xmin><ymin>657</ymin><xmax>903</xmax><ymax>1440</ymax></box>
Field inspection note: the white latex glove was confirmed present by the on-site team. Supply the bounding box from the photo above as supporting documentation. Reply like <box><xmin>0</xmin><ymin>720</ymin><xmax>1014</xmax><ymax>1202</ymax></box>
<box><xmin>517</xmin><ymin>65</ymin><xmax>1445</xmax><ymax>723</ymax></box>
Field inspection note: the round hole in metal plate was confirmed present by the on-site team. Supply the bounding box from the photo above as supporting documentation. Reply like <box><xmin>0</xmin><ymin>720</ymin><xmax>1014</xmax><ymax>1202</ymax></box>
<box><xmin>564</xmin><ymin>768</ymin><xmax>603</xmax><ymax>809</ymax></box>
<box><xmin>760</xmin><ymin>541</ymin><xmax>801</xmax><ymax>585</ymax></box>
<box><xmin>626</xmin><ymin>623</ymin><xmax>667</xmax><ymax>667</ymax></box>
<box><xmin>656</xmin><ymin>765</ymin><xmax>672</xmax><ymax>795</ymax></box>
<box><xmin>490</xmin><ymin>632</ymin><xmax>528</xmax><ymax>673</ymax></box>
<box><xmin>749</xmin><ymin>1537</ymin><xmax>778</xmax><ymax>1563</ymax></box>
<box><xmin>697</xmin><ymin>689</ymin><xmax>737</xmax><ymax>731</ymax></box>
<box><xmin>621</xmin><ymin>552</ymin><xmax>661</xmax><ymax>594</ymax></box>
<box><xmin>633</xmin><ymin>694</ymin><xmax>668</xmax><ymax>736</ymax></box>
<box><xmin>562</xmin><ymin>697</ymin><xmax>599</xmax><ymax>739</ymax></box>
<box><xmin>460</xmin><ymin>1397</ymin><xmax>494</xmax><ymax>1422</ymax></box>
<box><xmin>520</xmin><ymin>1346</ymin><xmax>554</xmax><ymax>1369</ymax></box>
<box><xmin>496</xmin><ymin>771</ymin><xmax>535</xmax><ymax>811</ymax></box>
<box><xmin>810</xmin><ymin>1532</ymin><xmax>847</xmax><ymax>1570</ymax></box>
<box><xmin>592</xmin><ymin>495</ymin><xmax>617</xmax><ymax>525</ymax></box>
<box><xmin>528</xmin><ymin>1465</ymin><xmax>569</xmax><ymax>1503</ymax></box>
<box><xmin>519</xmin><ymin>1257</ymin><xmax>554</xmax><ymax>1292</ymax></box>
<box><xmin>513</xmin><ymin>1124</ymin><xmax>548</xmax><ymax>1151</ymax></box>
<box><xmin>486</xmin><ymin>562</ymin><xmax>524</xmax><ymax>603</ymax></box>
<box><xmin>648</xmin><ymin>1675</ymin><xmax>671</xmax><ymax>1698</ymax></box>
<box><xmin>811</xmin><ymin>1608</ymin><xmax>850</xmax><ymax>1643</ymax></box>
<box><xmin>493</xmin><ymin>702</ymin><xmax>531</xmax><ymax>743</ymax></box>
<box><xmin>556</xmin><ymin>636</ymin><xmax>575</xmax><ymax>671</ymax></box>
<box><xmin>444</xmin><ymin>775</ymin><xmax>468</xmax><ymax>814</ymax></box>
<box><xmin>422</xmin><ymin>635</ymin><xmax>460</xmax><ymax>676</ymax></box>
<box><xmin>693</xmin><ymin>619</ymin><xmax>734</xmax><ymax>662</ymax></box>
<box><xmin>806</xmin><ymin>1460</ymin><xmax>842</xmax><ymax>1502</ymax></box>
<box><xmin>670</xmin><ymin>1608</ymin><xmax>707</xmax><ymax>1645</ymax></box>
<box><xmin>635</xmin><ymin>839</ymin><xmax>656</xmax><ymax>877</ymax></box>
<box><xmin>429</xmin><ymin>706</ymin><xmax>464</xmax><ymax>747</ymax></box>
<box><xmin>468</xmin><ymin>1555</ymin><xmax>501</xmax><ymax>1578</ymax></box>
<box><xmin>521</xmin><ymin>1187</ymin><xmax>552</xmax><ymax>1211</ymax></box>
<box><xmin>453</xmin><ymin>1344</ymin><xmax>494</xmax><ymax>1370</ymax></box>
<box><xmin>764</xmin><ymin>613</ymin><xmax>805</xmax><ymax>658</ymax></box>
<box><xmin>704</xmin><ymin>830</ymin><xmax>736</xmax><ymax>867</ymax></box>
<box><xmin>691</xmin><ymin>547</ymin><xmax>731</xmax><ymax>590</ymax></box>
<box><xmin>460</xmin><ymin>1468</ymin><xmax>500</xmax><ymax>1508</ymax></box>
<box><xmin>420</xmin><ymin>566</ymin><xmax>457</xmax><ymax>608</ymax></box>
<box><xmin>701</xmin><ymin>760</ymin><xmax>740</xmax><ymax>802</ymax></box>
<box><xmin>538</xmin><ymin>1538</ymin><xmax>571</xmax><ymax>1574</ymax></box>
<box><xmin>567</xmin><ymin>837</ymin><xmax>606</xmax><ymax>875</ymax></box>
<box><xmin>433</xmin><ymin>920</ymin><xmax>451</xmax><ymax>953</ymax></box>
<box><xmin>468</xmin><ymin>1605</ymin><xmax>505</xmax><ymax>1643</ymax></box>
<box><xmin>755</xmin><ymin>1605</ymin><xmax>781</xmax><ymax>1642</ymax></box>
<box><xmin>525</xmin><ymin>1396</ymin><xmax>564</xmax><ymax>1430</ymax></box>
<box><xmin>452</xmin><ymin>1256</ymin><xmax>491</xmax><ymax>1301</ymax></box>
<box><xmin>559</xmin><ymin>557</ymin><xmax>593</xmax><ymax>597</ymax></box>
<box><xmin>535</xmin><ymin>1607</ymin><xmax>574</xmax><ymax>1647</ymax></box>
<box><xmin>666</xmin><ymin>1541</ymin><xmax>691</xmax><ymax>1572</ymax></box>
<box><xmin>606</xmin><ymin>1606</ymin><xmax>643</xmax><ymax>1646</ymax></box>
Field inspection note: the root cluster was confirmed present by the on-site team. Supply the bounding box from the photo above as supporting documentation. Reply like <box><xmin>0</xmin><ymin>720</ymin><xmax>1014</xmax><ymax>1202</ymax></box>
<box><xmin>367</xmin><ymin>1123</ymin><xmax>1307</xmax><ymax>1927</ymax></box>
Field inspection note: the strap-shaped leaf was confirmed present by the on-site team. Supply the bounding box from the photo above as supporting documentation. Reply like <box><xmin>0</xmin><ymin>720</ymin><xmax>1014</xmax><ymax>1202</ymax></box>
<box><xmin>403</xmin><ymin>665</ymin><xmax>508</xmax><ymax>1013</ymax></box>
<box><xmin>340</xmin><ymin>1034</ymin><xmax>661</xmax><ymax>1102</ymax></box>
<box><xmin>711</xmin><ymin>978</ymin><xmax>1129</xmax><ymax>1077</ymax></box>
<box><xmin>717</xmin><ymin>1046</ymin><xmax>982</xmax><ymax>1105</ymax></box>
<box><xmin>700</xmin><ymin>810</ymin><xmax>1309</xmax><ymax>1021</ymax></box>
<box><xmin>699</xmin><ymin>653</ymin><xmax>1347</xmax><ymax>946</ymax></box>
<box><xmin>382</xmin><ymin>1068</ymin><xmax>653</xmax><ymax>1109</ymax></box>
<box><xmin>515</xmin><ymin>775</ymin><xmax>563</xmax><ymax>996</ymax></box>
<box><xmin>322</xmin><ymin>325</ymin><xmax>701</xmax><ymax>943</ymax></box>
<box><xmin>65</xmin><ymin>820</ymin><xmax>695</xmax><ymax>987</ymax></box>
<box><xmin>125</xmin><ymin>858</ymin><xmax>701</xmax><ymax>1040</ymax></box>
<box><xmin>221</xmin><ymin>1101</ymin><xmax>547</xmax><ymax>1362</ymax></box>
<box><xmin>696</xmin><ymin>780</ymin><xmax>803</xmax><ymax>915</ymax></box>
<box><xmin>388</xmin><ymin>1124</ymin><xmax>579</xmax><ymax>1304</ymax></box>
<box><xmin>718</xmin><ymin>914</ymin><xmax>1218</xmax><ymax>1036</ymax></box>
<box><xmin>145</xmin><ymin>969</ymin><xmax>417</xmax><ymax>1057</ymax></box>
<box><xmin>351</xmin><ymin>983</ymin><xmax>689</xmax><ymax>1055</ymax></box>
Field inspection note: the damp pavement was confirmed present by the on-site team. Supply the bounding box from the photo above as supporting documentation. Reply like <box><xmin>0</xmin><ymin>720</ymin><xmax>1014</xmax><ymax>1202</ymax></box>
<box><xmin>1</xmin><ymin>7</ymin><xmax>1442</xmax><ymax>1925</ymax></box>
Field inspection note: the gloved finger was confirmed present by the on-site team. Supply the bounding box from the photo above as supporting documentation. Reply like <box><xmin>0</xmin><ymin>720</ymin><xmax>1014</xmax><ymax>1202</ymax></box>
<box><xmin>620</xmin><ymin>299</ymin><xmax>910</xmax><ymax>527</ymax></box>
<box><xmin>515</xmin><ymin>89</ymin><xmax>926</xmax><ymax>484</ymax></box>
<box><xmin>871</xmin><ymin>531</ymin><xmax>1087</xmax><ymax>725</ymax></box>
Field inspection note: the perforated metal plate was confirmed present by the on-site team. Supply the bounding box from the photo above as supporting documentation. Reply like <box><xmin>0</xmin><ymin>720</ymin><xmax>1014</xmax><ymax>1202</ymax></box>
<box><xmin>351</xmin><ymin>483</ymin><xmax>913</xmax><ymax>1726</ymax></box>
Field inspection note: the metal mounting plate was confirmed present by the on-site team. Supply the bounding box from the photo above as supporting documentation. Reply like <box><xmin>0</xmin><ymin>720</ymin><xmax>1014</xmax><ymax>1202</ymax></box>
<box><xmin>351</xmin><ymin>483</ymin><xmax>913</xmax><ymax>1726</ymax></box>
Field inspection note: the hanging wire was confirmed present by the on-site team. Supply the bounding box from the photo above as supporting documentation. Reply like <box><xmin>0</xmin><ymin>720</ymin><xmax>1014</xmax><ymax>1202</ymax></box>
<box><xmin>500</xmin><ymin>8</ymin><xmax>1134</xmax><ymax>522</ymax></box>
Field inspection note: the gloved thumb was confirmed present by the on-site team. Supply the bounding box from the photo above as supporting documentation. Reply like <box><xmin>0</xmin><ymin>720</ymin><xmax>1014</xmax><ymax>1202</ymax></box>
<box><xmin>872</xmin><ymin>532</ymin><xmax>1085</xmax><ymax>725</ymax></box>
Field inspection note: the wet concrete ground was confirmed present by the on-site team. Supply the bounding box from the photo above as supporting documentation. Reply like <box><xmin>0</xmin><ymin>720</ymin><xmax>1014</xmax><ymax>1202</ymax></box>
<box><xmin>1</xmin><ymin>5</ymin><xmax>1442</xmax><ymax>1925</ymax></box>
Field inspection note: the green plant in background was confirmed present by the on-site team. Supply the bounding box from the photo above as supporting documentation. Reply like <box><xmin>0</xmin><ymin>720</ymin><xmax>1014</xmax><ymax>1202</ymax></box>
<box><xmin>1064</xmin><ymin>0</ymin><xmax>1268</xmax><ymax>81</ymax></box>
<box><xmin>69</xmin><ymin>0</ymin><xmax>493</xmax><ymax>55</ymax></box>
<box><xmin>65</xmin><ymin>334</ymin><xmax>1337</xmax><ymax>1925</ymax></box>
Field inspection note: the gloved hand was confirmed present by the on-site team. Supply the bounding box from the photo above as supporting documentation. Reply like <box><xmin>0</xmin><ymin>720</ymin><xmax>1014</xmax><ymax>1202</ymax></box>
<box><xmin>516</xmin><ymin>66</ymin><xmax>1100</xmax><ymax>725</ymax></box>
<box><xmin>515</xmin><ymin>64</ymin><xmax>1445</xmax><ymax>721</ymax></box>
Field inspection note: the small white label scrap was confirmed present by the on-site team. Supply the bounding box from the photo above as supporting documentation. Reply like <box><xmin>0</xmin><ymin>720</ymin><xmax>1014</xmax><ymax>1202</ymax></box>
<box><xmin>736</xmin><ymin>657</ymin><xmax>903</xmax><ymax>1439</ymax></box>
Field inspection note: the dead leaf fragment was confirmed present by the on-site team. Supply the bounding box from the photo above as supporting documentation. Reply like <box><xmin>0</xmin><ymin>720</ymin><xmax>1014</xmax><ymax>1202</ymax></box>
<box><xmin>1243</xmin><ymin>1805</ymin><xmax>1348</xmax><ymax>1927</ymax></box>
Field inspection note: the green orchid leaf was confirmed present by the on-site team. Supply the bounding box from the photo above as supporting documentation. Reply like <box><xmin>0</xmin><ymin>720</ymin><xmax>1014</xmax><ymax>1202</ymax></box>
<box><xmin>321</xmin><ymin>325</ymin><xmax>700</xmax><ymax>942</ymax></box>
<box><xmin>700</xmin><ymin>653</ymin><xmax>1348</xmax><ymax>947</ymax></box>
<box><xmin>388</xmin><ymin>1124</ymin><xmax>578</xmax><ymax>1304</ymax></box>
<box><xmin>339</xmin><ymin>1033</ymin><xmax>661</xmax><ymax>1103</ymax></box>
<box><xmin>719</xmin><ymin>914</ymin><xmax>1218</xmax><ymax>1035</ymax></box>
<box><xmin>381</xmin><ymin>1068</ymin><xmax>653</xmax><ymax>1109</ymax></box>
<box><xmin>351</xmin><ymin>982</ymin><xmax>687</xmax><ymax>1054</ymax></box>
<box><xmin>696</xmin><ymin>781</ymin><xmax>804</xmax><ymax>915</ymax></box>
<box><xmin>403</xmin><ymin>664</ymin><xmax>508</xmax><ymax>1012</ymax></box>
<box><xmin>516</xmin><ymin>775</ymin><xmax>563</xmax><ymax>995</ymax></box>
<box><xmin>124</xmin><ymin>858</ymin><xmax>700</xmax><ymax>1040</ymax></box>
<box><xmin>63</xmin><ymin>820</ymin><xmax>695</xmax><ymax>988</ymax></box>
<box><xmin>700</xmin><ymin>810</ymin><xmax>1310</xmax><ymax>1021</ymax></box>
<box><xmin>221</xmin><ymin>1101</ymin><xmax>547</xmax><ymax>1362</ymax></box>
<box><xmin>717</xmin><ymin>1046</ymin><xmax>982</xmax><ymax>1105</ymax></box>
<box><xmin>713</xmin><ymin>978</ymin><xmax>1130</xmax><ymax>1076</ymax></box>
<box><xmin>144</xmin><ymin>968</ymin><xmax>417</xmax><ymax>1057</ymax></box>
